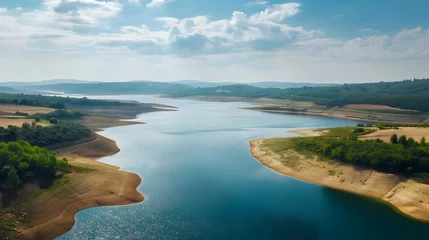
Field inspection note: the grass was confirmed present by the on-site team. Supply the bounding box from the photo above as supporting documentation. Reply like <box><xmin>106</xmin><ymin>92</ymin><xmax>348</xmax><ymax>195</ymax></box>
<box><xmin>263</xmin><ymin>138</ymin><xmax>318</xmax><ymax>159</ymax></box>
<box><xmin>0</xmin><ymin>217</ymin><xmax>16</xmax><ymax>230</ymax></box>
<box><xmin>322</xmin><ymin>127</ymin><xmax>375</xmax><ymax>138</ymax></box>
<box><xmin>72</xmin><ymin>165</ymin><xmax>96</xmax><ymax>173</ymax></box>
<box><xmin>32</xmin><ymin>176</ymin><xmax>72</xmax><ymax>199</ymax></box>
<box><xmin>328</xmin><ymin>170</ymin><xmax>336</xmax><ymax>176</ymax></box>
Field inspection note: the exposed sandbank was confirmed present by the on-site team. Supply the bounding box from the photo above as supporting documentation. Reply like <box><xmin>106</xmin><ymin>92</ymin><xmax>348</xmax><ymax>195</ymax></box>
<box><xmin>249</xmin><ymin>134</ymin><xmax>429</xmax><ymax>222</ymax></box>
<box><xmin>19</xmin><ymin>134</ymin><xmax>144</xmax><ymax>240</ymax></box>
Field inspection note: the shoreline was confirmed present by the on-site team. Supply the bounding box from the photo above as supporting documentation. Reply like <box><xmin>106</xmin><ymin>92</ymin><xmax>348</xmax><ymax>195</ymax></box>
<box><xmin>249</xmin><ymin>132</ymin><xmax>429</xmax><ymax>222</ymax></box>
<box><xmin>248</xmin><ymin>109</ymin><xmax>428</xmax><ymax>125</ymax></box>
<box><xmin>19</xmin><ymin>133</ymin><xmax>144</xmax><ymax>240</ymax></box>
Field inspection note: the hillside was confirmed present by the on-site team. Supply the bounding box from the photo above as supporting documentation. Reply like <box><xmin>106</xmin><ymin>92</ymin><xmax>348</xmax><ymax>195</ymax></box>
<box><xmin>20</xmin><ymin>78</ymin><xmax>429</xmax><ymax>112</ymax></box>
<box><xmin>173</xmin><ymin>80</ymin><xmax>338</xmax><ymax>89</ymax></box>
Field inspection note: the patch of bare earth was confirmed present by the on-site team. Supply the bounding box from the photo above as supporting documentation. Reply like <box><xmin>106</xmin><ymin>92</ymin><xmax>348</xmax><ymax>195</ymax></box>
<box><xmin>0</xmin><ymin>104</ymin><xmax>54</xmax><ymax>114</ymax></box>
<box><xmin>249</xmin><ymin>102</ymin><xmax>429</xmax><ymax>124</ymax></box>
<box><xmin>359</xmin><ymin>127</ymin><xmax>429</xmax><ymax>143</ymax></box>
<box><xmin>0</xmin><ymin>118</ymin><xmax>48</xmax><ymax>128</ymax></box>
<box><xmin>250</xmin><ymin>138</ymin><xmax>429</xmax><ymax>222</ymax></box>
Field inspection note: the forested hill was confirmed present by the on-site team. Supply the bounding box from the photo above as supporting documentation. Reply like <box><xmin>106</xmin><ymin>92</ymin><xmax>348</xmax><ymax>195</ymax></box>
<box><xmin>32</xmin><ymin>81</ymin><xmax>194</xmax><ymax>95</ymax></box>
<box><xmin>30</xmin><ymin>78</ymin><xmax>429</xmax><ymax>112</ymax></box>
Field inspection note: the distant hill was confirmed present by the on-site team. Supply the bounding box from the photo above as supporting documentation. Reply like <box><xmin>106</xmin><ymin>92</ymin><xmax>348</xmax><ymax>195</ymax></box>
<box><xmin>173</xmin><ymin>80</ymin><xmax>236</xmax><ymax>88</ymax></box>
<box><xmin>33</xmin><ymin>81</ymin><xmax>193</xmax><ymax>95</ymax></box>
<box><xmin>10</xmin><ymin>78</ymin><xmax>429</xmax><ymax>112</ymax></box>
<box><xmin>0</xmin><ymin>86</ymin><xmax>17</xmax><ymax>94</ymax></box>
<box><xmin>173</xmin><ymin>80</ymin><xmax>338</xmax><ymax>89</ymax></box>
<box><xmin>0</xmin><ymin>79</ymin><xmax>98</xmax><ymax>88</ymax></box>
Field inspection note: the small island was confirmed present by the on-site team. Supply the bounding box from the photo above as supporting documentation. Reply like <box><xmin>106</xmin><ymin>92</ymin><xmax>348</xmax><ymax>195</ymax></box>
<box><xmin>250</xmin><ymin>125</ymin><xmax>429</xmax><ymax>221</ymax></box>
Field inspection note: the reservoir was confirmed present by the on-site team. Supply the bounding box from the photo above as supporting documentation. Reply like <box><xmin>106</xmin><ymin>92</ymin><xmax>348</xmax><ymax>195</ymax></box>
<box><xmin>57</xmin><ymin>95</ymin><xmax>429</xmax><ymax>240</ymax></box>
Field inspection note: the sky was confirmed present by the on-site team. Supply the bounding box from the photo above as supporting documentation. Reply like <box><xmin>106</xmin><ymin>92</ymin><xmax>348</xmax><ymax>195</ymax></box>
<box><xmin>0</xmin><ymin>0</ymin><xmax>428</xmax><ymax>83</ymax></box>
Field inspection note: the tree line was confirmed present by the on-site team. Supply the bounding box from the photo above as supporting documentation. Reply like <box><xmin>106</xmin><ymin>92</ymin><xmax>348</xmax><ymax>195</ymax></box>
<box><xmin>0</xmin><ymin>140</ymin><xmax>69</xmax><ymax>189</ymax></box>
<box><xmin>0</xmin><ymin>121</ymin><xmax>93</xmax><ymax>148</ymax></box>
<box><xmin>0</xmin><ymin>93</ymin><xmax>136</xmax><ymax>109</ymax></box>
<box><xmin>292</xmin><ymin>134</ymin><xmax>429</xmax><ymax>174</ymax></box>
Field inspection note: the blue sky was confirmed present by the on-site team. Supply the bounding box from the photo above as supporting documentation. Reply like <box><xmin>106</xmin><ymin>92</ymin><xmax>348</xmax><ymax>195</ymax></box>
<box><xmin>0</xmin><ymin>0</ymin><xmax>428</xmax><ymax>83</ymax></box>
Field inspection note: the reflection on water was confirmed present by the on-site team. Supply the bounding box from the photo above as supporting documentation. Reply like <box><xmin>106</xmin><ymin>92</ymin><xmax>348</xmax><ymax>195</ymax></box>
<box><xmin>57</xmin><ymin>95</ymin><xmax>429</xmax><ymax>240</ymax></box>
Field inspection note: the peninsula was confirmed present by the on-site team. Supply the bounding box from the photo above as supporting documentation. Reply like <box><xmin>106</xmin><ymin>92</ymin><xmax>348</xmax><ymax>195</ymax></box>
<box><xmin>250</xmin><ymin>126</ymin><xmax>429</xmax><ymax>221</ymax></box>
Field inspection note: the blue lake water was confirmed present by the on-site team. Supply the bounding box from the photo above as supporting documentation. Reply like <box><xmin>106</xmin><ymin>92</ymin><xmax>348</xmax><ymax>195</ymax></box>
<box><xmin>57</xmin><ymin>95</ymin><xmax>429</xmax><ymax>240</ymax></box>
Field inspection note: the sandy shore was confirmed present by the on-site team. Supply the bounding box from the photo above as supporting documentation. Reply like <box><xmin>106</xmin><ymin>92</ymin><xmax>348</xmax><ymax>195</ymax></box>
<box><xmin>288</xmin><ymin>129</ymin><xmax>327</xmax><ymax>137</ymax></box>
<box><xmin>249</xmin><ymin>137</ymin><xmax>429</xmax><ymax>222</ymax></box>
<box><xmin>18</xmin><ymin>134</ymin><xmax>144</xmax><ymax>240</ymax></box>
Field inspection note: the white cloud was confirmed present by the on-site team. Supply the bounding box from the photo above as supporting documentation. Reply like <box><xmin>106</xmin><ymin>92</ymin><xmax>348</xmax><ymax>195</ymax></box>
<box><xmin>249</xmin><ymin>3</ymin><xmax>300</xmax><ymax>23</ymax></box>
<box><xmin>25</xmin><ymin>0</ymin><xmax>123</xmax><ymax>28</ymax></box>
<box><xmin>127</xmin><ymin>0</ymin><xmax>140</xmax><ymax>4</ymax></box>
<box><xmin>15</xmin><ymin>7</ymin><xmax>23</xmax><ymax>11</ymax></box>
<box><xmin>320</xmin><ymin>27</ymin><xmax>429</xmax><ymax>61</ymax></box>
<box><xmin>0</xmin><ymin>2</ymin><xmax>428</xmax><ymax>83</ymax></box>
<box><xmin>247</xmin><ymin>1</ymin><xmax>269</xmax><ymax>6</ymax></box>
<box><xmin>146</xmin><ymin>0</ymin><xmax>175</xmax><ymax>8</ymax></box>
<box><xmin>0</xmin><ymin>8</ymin><xmax>7</xmax><ymax>14</ymax></box>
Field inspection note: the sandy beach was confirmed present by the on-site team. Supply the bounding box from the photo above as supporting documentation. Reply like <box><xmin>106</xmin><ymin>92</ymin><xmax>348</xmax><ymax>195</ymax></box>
<box><xmin>249</xmin><ymin>134</ymin><xmax>429</xmax><ymax>222</ymax></box>
<box><xmin>18</xmin><ymin>134</ymin><xmax>144</xmax><ymax>240</ymax></box>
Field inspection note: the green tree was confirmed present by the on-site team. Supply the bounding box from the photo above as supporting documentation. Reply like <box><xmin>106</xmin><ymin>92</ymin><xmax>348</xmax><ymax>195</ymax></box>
<box><xmin>7</xmin><ymin>167</ymin><xmax>21</xmax><ymax>189</ymax></box>
<box><xmin>398</xmin><ymin>135</ymin><xmax>407</xmax><ymax>146</ymax></box>
<box><xmin>421</xmin><ymin>137</ymin><xmax>427</xmax><ymax>146</ymax></box>
<box><xmin>390</xmin><ymin>134</ymin><xmax>398</xmax><ymax>144</ymax></box>
<box><xmin>22</xmin><ymin>122</ymin><xmax>31</xmax><ymax>129</ymax></box>
<box><xmin>49</xmin><ymin>118</ymin><xmax>59</xmax><ymax>124</ymax></box>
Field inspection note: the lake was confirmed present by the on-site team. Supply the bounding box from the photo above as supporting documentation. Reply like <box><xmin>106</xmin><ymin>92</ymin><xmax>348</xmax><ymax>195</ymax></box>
<box><xmin>57</xmin><ymin>95</ymin><xmax>429</xmax><ymax>240</ymax></box>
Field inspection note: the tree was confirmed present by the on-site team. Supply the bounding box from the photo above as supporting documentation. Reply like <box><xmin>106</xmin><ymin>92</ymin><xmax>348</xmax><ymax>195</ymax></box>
<box><xmin>22</xmin><ymin>122</ymin><xmax>31</xmax><ymax>129</ymax></box>
<box><xmin>49</xmin><ymin>118</ymin><xmax>59</xmax><ymax>124</ymax></box>
<box><xmin>7</xmin><ymin>167</ymin><xmax>21</xmax><ymax>189</ymax></box>
<box><xmin>398</xmin><ymin>135</ymin><xmax>407</xmax><ymax>146</ymax></box>
<box><xmin>390</xmin><ymin>134</ymin><xmax>399</xmax><ymax>144</ymax></box>
<box><xmin>406</xmin><ymin>137</ymin><xmax>417</xmax><ymax>148</ymax></box>
<box><xmin>421</xmin><ymin>137</ymin><xmax>427</xmax><ymax>146</ymax></box>
<box><xmin>35</xmin><ymin>116</ymin><xmax>41</xmax><ymax>122</ymax></box>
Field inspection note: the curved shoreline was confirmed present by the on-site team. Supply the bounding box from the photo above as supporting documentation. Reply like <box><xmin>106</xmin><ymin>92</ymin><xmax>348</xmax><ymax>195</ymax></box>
<box><xmin>18</xmin><ymin>134</ymin><xmax>145</xmax><ymax>240</ymax></box>
<box><xmin>249</xmin><ymin>137</ymin><xmax>429</xmax><ymax>222</ymax></box>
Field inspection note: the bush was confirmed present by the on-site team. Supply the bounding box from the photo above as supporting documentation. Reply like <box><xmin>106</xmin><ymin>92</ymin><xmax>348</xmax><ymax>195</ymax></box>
<box><xmin>353</xmin><ymin>128</ymin><xmax>365</xmax><ymax>133</ymax></box>
<box><xmin>49</xmin><ymin>118</ymin><xmax>59</xmax><ymax>124</ymax></box>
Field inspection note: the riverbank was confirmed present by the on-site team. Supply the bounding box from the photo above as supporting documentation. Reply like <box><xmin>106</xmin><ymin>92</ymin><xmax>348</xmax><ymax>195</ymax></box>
<box><xmin>249</xmin><ymin>130</ymin><xmax>429</xmax><ymax>222</ymax></box>
<box><xmin>246</xmin><ymin>103</ymin><xmax>429</xmax><ymax>125</ymax></box>
<box><xmin>0</xmin><ymin>101</ymin><xmax>170</xmax><ymax>239</ymax></box>
<box><xmin>170</xmin><ymin>95</ymin><xmax>429</xmax><ymax>124</ymax></box>
<box><xmin>18</xmin><ymin>133</ymin><xmax>144</xmax><ymax>240</ymax></box>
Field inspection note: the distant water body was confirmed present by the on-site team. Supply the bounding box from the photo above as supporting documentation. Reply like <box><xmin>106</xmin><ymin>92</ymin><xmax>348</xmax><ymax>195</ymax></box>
<box><xmin>57</xmin><ymin>95</ymin><xmax>429</xmax><ymax>240</ymax></box>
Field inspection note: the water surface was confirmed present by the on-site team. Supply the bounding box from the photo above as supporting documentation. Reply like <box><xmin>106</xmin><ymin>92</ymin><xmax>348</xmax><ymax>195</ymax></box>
<box><xmin>58</xmin><ymin>95</ymin><xmax>429</xmax><ymax>240</ymax></box>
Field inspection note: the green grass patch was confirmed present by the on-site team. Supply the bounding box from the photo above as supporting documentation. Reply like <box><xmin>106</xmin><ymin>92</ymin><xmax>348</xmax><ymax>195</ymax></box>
<box><xmin>32</xmin><ymin>176</ymin><xmax>72</xmax><ymax>199</ymax></box>
<box><xmin>71</xmin><ymin>165</ymin><xmax>96</xmax><ymax>173</ymax></box>
<box><xmin>321</xmin><ymin>127</ymin><xmax>374</xmax><ymax>138</ymax></box>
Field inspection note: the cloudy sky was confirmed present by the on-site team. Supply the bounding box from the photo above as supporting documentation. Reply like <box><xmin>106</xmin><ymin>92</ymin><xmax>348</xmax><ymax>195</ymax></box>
<box><xmin>0</xmin><ymin>0</ymin><xmax>428</xmax><ymax>83</ymax></box>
